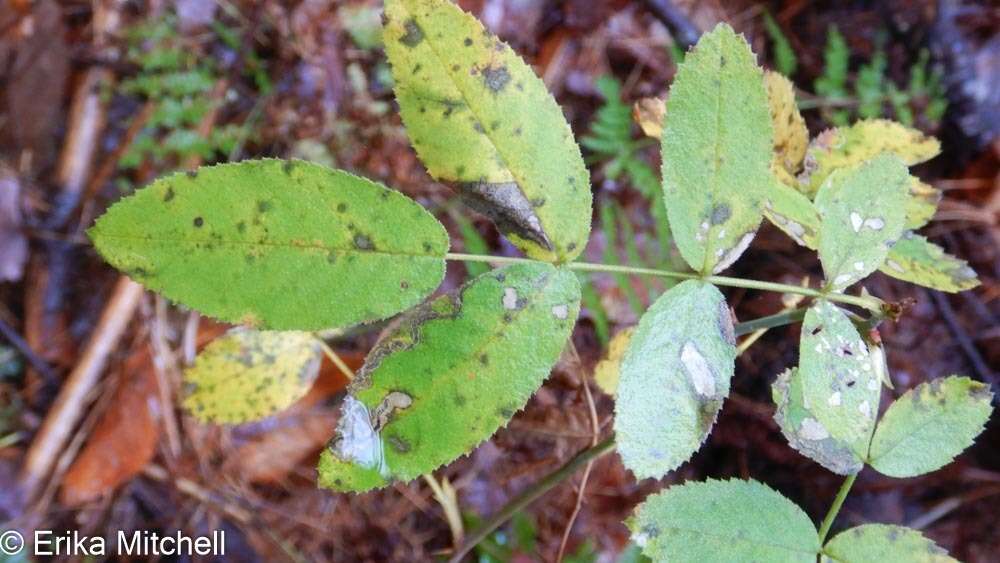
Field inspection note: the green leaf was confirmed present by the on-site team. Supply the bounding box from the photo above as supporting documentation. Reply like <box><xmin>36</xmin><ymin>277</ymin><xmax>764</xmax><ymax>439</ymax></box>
<box><xmin>183</xmin><ymin>329</ymin><xmax>322</xmax><ymax>424</ymax></box>
<box><xmin>814</xmin><ymin>154</ymin><xmax>910</xmax><ymax>291</ymax></box>
<box><xmin>661</xmin><ymin>23</ymin><xmax>773</xmax><ymax>274</ymax></box>
<box><xmin>868</xmin><ymin>376</ymin><xmax>993</xmax><ymax>478</ymax></box>
<box><xmin>383</xmin><ymin>0</ymin><xmax>591</xmax><ymax>262</ymax></box>
<box><xmin>880</xmin><ymin>233</ymin><xmax>980</xmax><ymax>293</ymax></box>
<box><xmin>629</xmin><ymin>479</ymin><xmax>819</xmax><ymax>563</ymax></box>
<box><xmin>318</xmin><ymin>262</ymin><xmax>580</xmax><ymax>492</ymax></box>
<box><xmin>614</xmin><ymin>281</ymin><xmax>736</xmax><ymax>479</ymax></box>
<box><xmin>799</xmin><ymin>300</ymin><xmax>881</xmax><ymax>457</ymax></box>
<box><xmin>801</xmin><ymin>119</ymin><xmax>940</xmax><ymax>198</ymax></box>
<box><xmin>822</xmin><ymin>524</ymin><xmax>958</xmax><ymax>562</ymax></box>
<box><xmin>89</xmin><ymin>159</ymin><xmax>449</xmax><ymax>330</ymax></box>
<box><xmin>772</xmin><ymin>368</ymin><xmax>863</xmax><ymax>475</ymax></box>
<box><xmin>763</xmin><ymin>178</ymin><xmax>821</xmax><ymax>248</ymax></box>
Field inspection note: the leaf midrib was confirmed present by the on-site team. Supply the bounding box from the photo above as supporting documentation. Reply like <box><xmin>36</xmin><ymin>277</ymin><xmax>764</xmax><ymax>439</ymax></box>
<box><xmin>93</xmin><ymin>232</ymin><xmax>443</xmax><ymax>260</ymax></box>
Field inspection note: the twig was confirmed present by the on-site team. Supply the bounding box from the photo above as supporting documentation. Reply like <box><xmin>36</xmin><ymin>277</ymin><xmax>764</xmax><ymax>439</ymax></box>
<box><xmin>642</xmin><ymin>0</ymin><xmax>700</xmax><ymax>49</ymax></box>
<box><xmin>142</xmin><ymin>464</ymin><xmax>253</xmax><ymax>524</ymax></box>
<box><xmin>19</xmin><ymin>277</ymin><xmax>144</xmax><ymax>500</ymax></box>
<box><xmin>448</xmin><ymin>436</ymin><xmax>616</xmax><ymax>563</ymax></box>
<box><xmin>148</xmin><ymin>295</ymin><xmax>183</xmax><ymax>459</ymax></box>
<box><xmin>0</xmin><ymin>315</ymin><xmax>58</xmax><ymax>382</ymax></box>
<box><xmin>928</xmin><ymin>290</ymin><xmax>996</xmax><ymax>387</ymax></box>
<box><xmin>556</xmin><ymin>344</ymin><xmax>600</xmax><ymax>562</ymax></box>
<box><xmin>423</xmin><ymin>474</ymin><xmax>465</xmax><ymax>547</ymax></box>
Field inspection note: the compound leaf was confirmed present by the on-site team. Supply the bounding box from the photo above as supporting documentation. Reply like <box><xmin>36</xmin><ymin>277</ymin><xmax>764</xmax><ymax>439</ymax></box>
<box><xmin>630</xmin><ymin>479</ymin><xmax>819</xmax><ymax>563</ymax></box>
<box><xmin>614</xmin><ymin>281</ymin><xmax>736</xmax><ymax>479</ymax></box>
<box><xmin>183</xmin><ymin>328</ymin><xmax>322</xmax><ymax>424</ymax></box>
<box><xmin>89</xmin><ymin>159</ymin><xmax>449</xmax><ymax>330</ymax></box>
<box><xmin>822</xmin><ymin>524</ymin><xmax>958</xmax><ymax>563</ymax></box>
<box><xmin>318</xmin><ymin>262</ymin><xmax>580</xmax><ymax>492</ymax></box>
<box><xmin>772</xmin><ymin>368</ymin><xmax>863</xmax><ymax>475</ymax></box>
<box><xmin>880</xmin><ymin>233</ymin><xmax>980</xmax><ymax>293</ymax></box>
<box><xmin>799</xmin><ymin>300</ymin><xmax>881</xmax><ymax>457</ymax></box>
<box><xmin>765</xmin><ymin>71</ymin><xmax>808</xmax><ymax>175</ymax></box>
<box><xmin>815</xmin><ymin>154</ymin><xmax>910</xmax><ymax>291</ymax></box>
<box><xmin>384</xmin><ymin>0</ymin><xmax>591</xmax><ymax>262</ymax></box>
<box><xmin>800</xmin><ymin>119</ymin><xmax>941</xmax><ymax>198</ymax></box>
<box><xmin>661</xmin><ymin>23</ymin><xmax>773</xmax><ymax>274</ymax></box>
<box><xmin>868</xmin><ymin>376</ymin><xmax>993</xmax><ymax>478</ymax></box>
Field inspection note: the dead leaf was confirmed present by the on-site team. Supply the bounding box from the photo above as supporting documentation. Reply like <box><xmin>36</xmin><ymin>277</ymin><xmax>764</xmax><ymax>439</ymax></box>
<box><xmin>60</xmin><ymin>350</ymin><xmax>161</xmax><ymax>506</ymax></box>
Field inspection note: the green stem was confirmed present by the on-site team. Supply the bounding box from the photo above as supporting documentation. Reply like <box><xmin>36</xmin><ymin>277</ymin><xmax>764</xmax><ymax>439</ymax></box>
<box><xmin>817</xmin><ymin>473</ymin><xmax>858</xmax><ymax>545</ymax></box>
<box><xmin>444</xmin><ymin>253</ymin><xmax>885</xmax><ymax>313</ymax></box>
<box><xmin>448</xmin><ymin>436</ymin><xmax>616</xmax><ymax>563</ymax></box>
<box><xmin>734</xmin><ymin>308</ymin><xmax>807</xmax><ymax>337</ymax></box>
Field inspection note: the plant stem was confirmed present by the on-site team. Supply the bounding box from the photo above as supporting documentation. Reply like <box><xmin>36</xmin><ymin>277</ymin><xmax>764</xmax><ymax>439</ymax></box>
<box><xmin>444</xmin><ymin>253</ymin><xmax>884</xmax><ymax>313</ymax></box>
<box><xmin>817</xmin><ymin>473</ymin><xmax>858</xmax><ymax>545</ymax></box>
<box><xmin>734</xmin><ymin>308</ymin><xmax>807</xmax><ymax>337</ymax></box>
<box><xmin>448</xmin><ymin>436</ymin><xmax>616</xmax><ymax>563</ymax></box>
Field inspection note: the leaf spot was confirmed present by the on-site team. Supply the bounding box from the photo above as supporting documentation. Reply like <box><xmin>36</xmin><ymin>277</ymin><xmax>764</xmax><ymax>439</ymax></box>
<box><xmin>502</xmin><ymin>287</ymin><xmax>519</xmax><ymax>310</ymax></box>
<box><xmin>799</xmin><ymin>418</ymin><xmax>830</xmax><ymax>440</ymax></box>
<box><xmin>680</xmin><ymin>341</ymin><xmax>716</xmax><ymax>397</ymax></box>
<box><xmin>828</xmin><ymin>391</ymin><xmax>842</xmax><ymax>407</ymax></box>
<box><xmin>482</xmin><ymin>65</ymin><xmax>511</xmax><ymax>93</ymax></box>
<box><xmin>399</xmin><ymin>19</ymin><xmax>424</xmax><ymax>47</ymax></box>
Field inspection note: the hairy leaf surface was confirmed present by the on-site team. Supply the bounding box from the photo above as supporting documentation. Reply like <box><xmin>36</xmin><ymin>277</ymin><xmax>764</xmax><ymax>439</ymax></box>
<box><xmin>800</xmin><ymin>119</ymin><xmax>940</xmax><ymax>197</ymax></box>
<box><xmin>661</xmin><ymin>23</ymin><xmax>773</xmax><ymax>274</ymax></box>
<box><xmin>799</xmin><ymin>300</ymin><xmax>881</xmax><ymax>456</ymax></box>
<box><xmin>630</xmin><ymin>479</ymin><xmax>819</xmax><ymax>563</ymax></box>
<box><xmin>772</xmin><ymin>368</ymin><xmax>863</xmax><ymax>475</ymax></box>
<box><xmin>763</xmin><ymin>179</ymin><xmax>822</xmax><ymax>248</ymax></box>
<box><xmin>318</xmin><ymin>262</ymin><xmax>580</xmax><ymax>492</ymax></box>
<box><xmin>614</xmin><ymin>281</ymin><xmax>736</xmax><ymax>479</ymax></box>
<box><xmin>880</xmin><ymin>233</ymin><xmax>980</xmax><ymax>292</ymax></box>
<box><xmin>868</xmin><ymin>376</ymin><xmax>992</xmax><ymax>478</ymax></box>
<box><xmin>822</xmin><ymin>524</ymin><xmax>957</xmax><ymax>563</ymax></box>
<box><xmin>384</xmin><ymin>0</ymin><xmax>590</xmax><ymax>262</ymax></box>
<box><xmin>815</xmin><ymin>154</ymin><xmax>909</xmax><ymax>291</ymax></box>
<box><xmin>183</xmin><ymin>329</ymin><xmax>322</xmax><ymax>424</ymax></box>
<box><xmin>89</xmin><ymin>159</ymin><xmax>449</xmax><ymax>330</ymax></box>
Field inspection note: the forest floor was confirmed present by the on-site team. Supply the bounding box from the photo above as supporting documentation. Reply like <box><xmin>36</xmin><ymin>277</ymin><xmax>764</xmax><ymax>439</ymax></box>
<box><xmin>1</xmin><ymin>1</ymin><xmax>998</xmax><ymax>561</ymax></box>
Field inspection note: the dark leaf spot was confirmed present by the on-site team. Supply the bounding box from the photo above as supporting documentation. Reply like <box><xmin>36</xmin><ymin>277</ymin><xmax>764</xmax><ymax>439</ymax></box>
<box><xmin>193</xmin><ymin>217</ymin><xmax>204</xmax><ymax>228</ymax></box>
<box><xmin>482</xmin><ymin>65</ymin><xmax>511</xmax><ymax>93</ymax></box>
<box><xmin>353</xmin><ymin>233</ymin><xmax>375</xmax><ymax>251</ymax></box>
<box><xmin>710</xmin><ymin>203</ymin><xmax>731</xmax><ymax>225</ymax></box>
<box><xmin>400</xmin><ymin>19</ymin><xmax>424</xmax><ymax>47</ymax></box>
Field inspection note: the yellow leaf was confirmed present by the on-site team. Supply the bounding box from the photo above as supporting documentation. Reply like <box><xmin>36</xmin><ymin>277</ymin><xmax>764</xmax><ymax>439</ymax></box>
<box><xmin>593</xmin><ymin>327</ymin><xmax>635</xmax><ymax>396</ymax></box>
<box><xmin>632</xmin><ymin>98</ymin><xmax>665</xmax><ymax>139</ymax></box>
<box><xmin>183</xmin><ymin>329</ymin><xmax>322</xmax><ymax>424</ymax></box>
<box><xmin>764</xmin><ymin>71</ymin><xmax>808</xmax><ymax>175</ymax></box>
<box><xmin>799</xmin><ymin>119</ymin><xmax>941</xmax><ymax>197</ymax></box>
